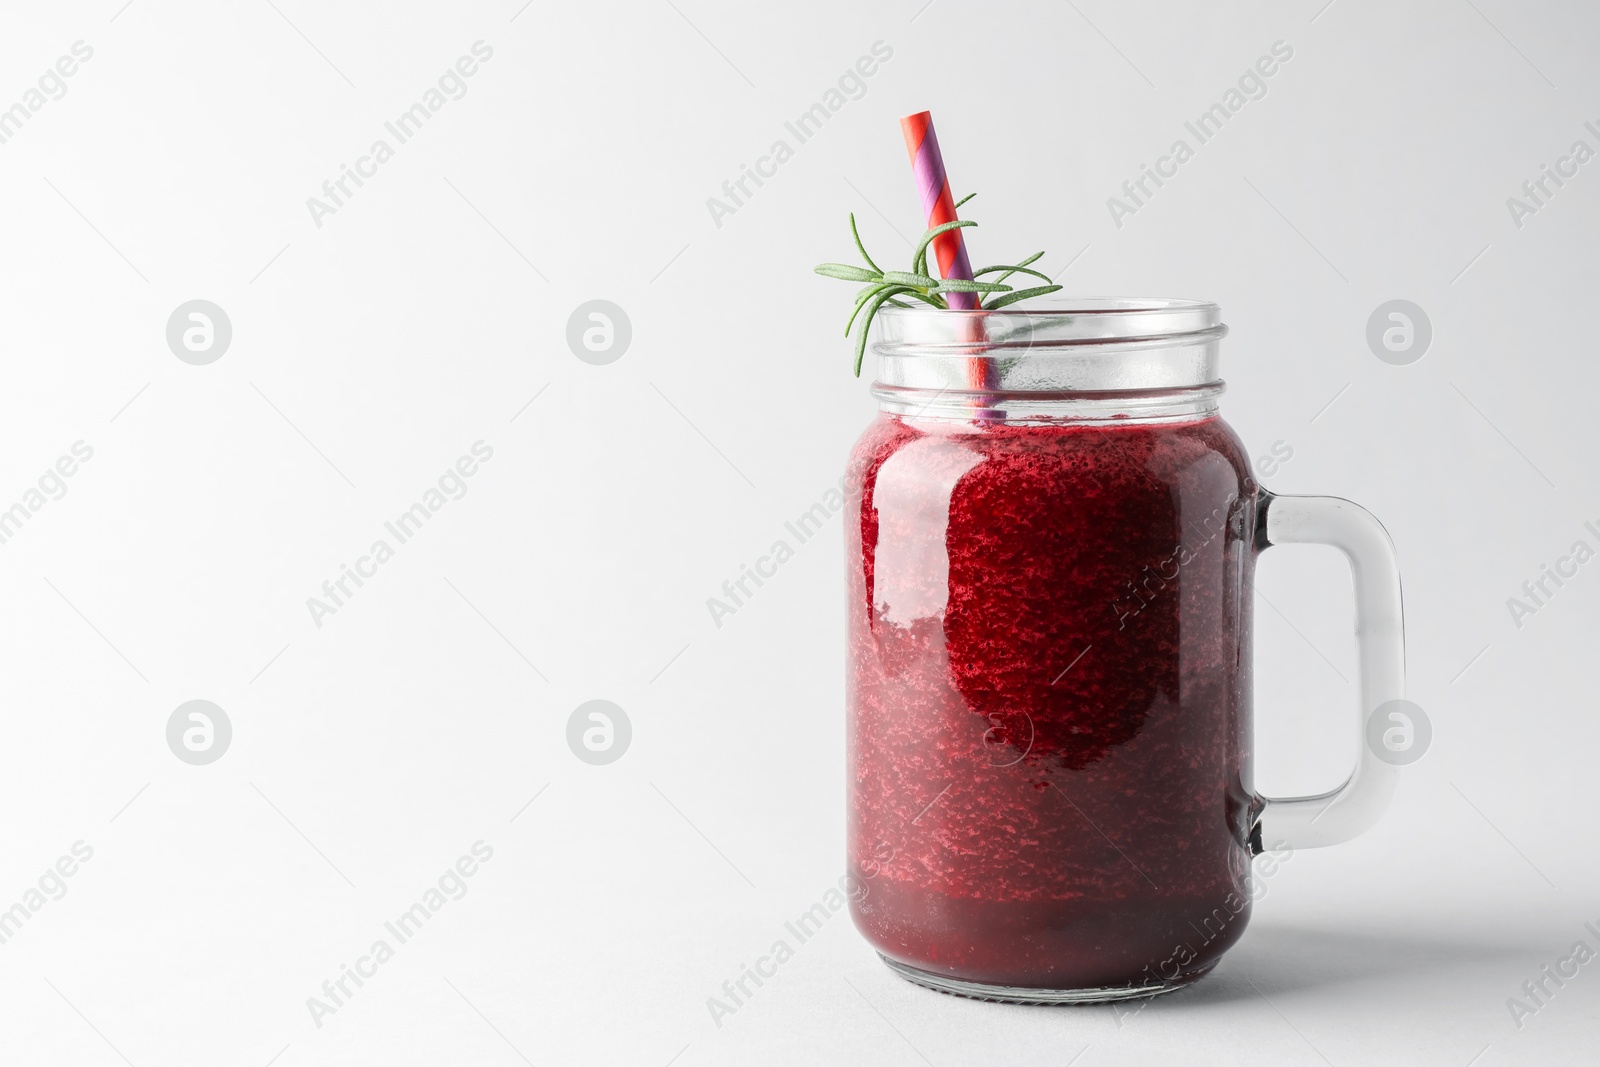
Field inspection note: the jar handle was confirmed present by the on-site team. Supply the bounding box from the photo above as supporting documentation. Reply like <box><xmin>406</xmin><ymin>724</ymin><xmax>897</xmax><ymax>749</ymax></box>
<box><xmin>1251</xmin><ymin>491</ymin><xmax>1407</xmax><ymax>850</ymax></box>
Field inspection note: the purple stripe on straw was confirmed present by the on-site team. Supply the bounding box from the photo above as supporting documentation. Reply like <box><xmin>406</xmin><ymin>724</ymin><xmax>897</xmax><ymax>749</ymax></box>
<box><xmin>907</xmin><ymin>124</ymin><xmax>977</xmax><ymax>309</ymax></box>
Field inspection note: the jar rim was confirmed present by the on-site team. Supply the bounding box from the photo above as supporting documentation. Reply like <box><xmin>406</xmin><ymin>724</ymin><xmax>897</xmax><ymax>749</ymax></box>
<box><xmin>880</xmin><ymin>296</ymin><xmax>1218</xmax><ymax>316</ymax></box>
<box><xmin>874</xmin><ymin>298</ymin><xmax>1224</xmax><ymax>349</ymax></box>
<box><xmin>869</xmin><ymin>298</ymin><xmax>1227</xmax><ymax>417</ymax></box>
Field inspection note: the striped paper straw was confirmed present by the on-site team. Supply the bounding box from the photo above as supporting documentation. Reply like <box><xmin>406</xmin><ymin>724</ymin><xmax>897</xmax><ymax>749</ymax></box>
<box><xmin>899</xmin><ymin>111</ymin><xmax>977</xmax><ymax>310</ymax></box>
<box><xmin>900</xmin><ymin>111</ymin><xmax>996</xmax><ymax>408</ymax></box>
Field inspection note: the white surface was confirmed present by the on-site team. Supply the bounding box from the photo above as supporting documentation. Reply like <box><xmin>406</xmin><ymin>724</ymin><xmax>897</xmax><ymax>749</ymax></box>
<box><xmin>0</xmin><ymin>1</ymin><xmax>1596</xmax><ymax>1064</ymax></box>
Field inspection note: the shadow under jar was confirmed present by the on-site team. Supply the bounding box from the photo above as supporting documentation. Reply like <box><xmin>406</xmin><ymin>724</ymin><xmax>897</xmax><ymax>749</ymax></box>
<box><xmin>844</xmin><ymin>300</ymin><xmax>1406</xmax><ymax>1003</ymax></box>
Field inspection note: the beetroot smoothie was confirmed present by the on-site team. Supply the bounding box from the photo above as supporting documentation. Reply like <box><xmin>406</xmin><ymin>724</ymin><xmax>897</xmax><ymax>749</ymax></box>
<box><xmin>845</xmin><ymin>410</ymin><xmax>1260</xmax><ymax>994</ymax></box>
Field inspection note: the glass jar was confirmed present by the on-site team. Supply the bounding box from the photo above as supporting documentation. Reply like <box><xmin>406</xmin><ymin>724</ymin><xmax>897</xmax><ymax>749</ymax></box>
<box><xmin>844</xmin><ymin>300</ymin><xmax>1407</xmax><ymax>1002</ymax></box>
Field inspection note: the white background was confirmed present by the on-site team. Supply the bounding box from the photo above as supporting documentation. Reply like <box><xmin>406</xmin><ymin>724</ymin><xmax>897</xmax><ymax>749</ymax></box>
<box><xmin>0</xmin><ymin>1</ymin><xmax>1595</xmax><ymax>1064</ymax></box>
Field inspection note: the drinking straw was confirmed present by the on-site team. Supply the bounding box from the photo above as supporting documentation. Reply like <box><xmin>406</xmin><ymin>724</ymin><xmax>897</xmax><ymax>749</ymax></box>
<box><xmin>899</xmin><ymin>111</ymin><xmax>996</xmax><ymax>403</ymax></box>
<box><xmin>899</xmin><ymin>112</ymin><xmax>977</xmax><ymax>310</ymax></box>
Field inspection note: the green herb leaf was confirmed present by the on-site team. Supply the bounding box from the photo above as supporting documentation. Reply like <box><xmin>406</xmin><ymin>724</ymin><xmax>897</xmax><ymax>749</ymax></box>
<box><xmin>897</xmin><ymin>290</ymin><xmax>948</xmax><ymax>310</ymax></box>
<box><xmin>977</xmin><ymin>252</ymin><xmax>1049</xmax><ymax>286</ymax></box>
<box><xmin>983</xmin><ymin>284</ymin><xmax>1063</xmax><ymax>310</ymax></box>
<box><xmin>973</xmin><ymin>264</ymin><xmax>1054</xmax><ymax>285</ymax></box>
<box><xmin>881</xmin><ymin>270</ymin><xmax>940</xmax><ymax>288</ymax></box>
<box><xmin>933</xmin><ymin>279</ymin><xmax>1010</xmax><ymax>294</ymax></box>
<box><xmin>815</xmin><ymin>263</ymin><xmax>881</xmax><ymax>282</ymax></box>
<box><xmin>855</xmin><ymin>288</ymin><xmax>917</xmax><ymax>377</ymax></box>
<box><xmin>845</xmin><ymin>283</ymin><xmax>903</xmax><ymax>336</ymax></box>
<box><xmin>911</xmin><ymin>219</ymin><xmax>977</xmax><ymax>277</ymax></box>
<box><xmin>849</xmin><ymin>212</ymin><xmax>882</xmax><ymax>274</ymax></box>
<box><xmin>954</xmin><ymin>192</ymin><xmax>976</xmax><ymax>209</ymax></box>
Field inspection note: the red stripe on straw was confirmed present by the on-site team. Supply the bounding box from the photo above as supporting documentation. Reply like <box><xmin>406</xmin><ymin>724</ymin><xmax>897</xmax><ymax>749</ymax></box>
<box><xmin>899</xmin><ymin>111</ymin><xmax>995</xmax><ymax>410</ymax></box>
<box><xmin>899</xmin><ymin>111</ymin><xmax>977</xmax><ymax>310</ymax></box>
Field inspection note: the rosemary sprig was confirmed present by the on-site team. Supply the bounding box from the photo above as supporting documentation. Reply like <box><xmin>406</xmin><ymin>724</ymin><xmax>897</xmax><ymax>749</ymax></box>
<box><xmin>814</xmin><ymin>201</ymin><xmax>1063</xmax><ymax>376</ymax></box>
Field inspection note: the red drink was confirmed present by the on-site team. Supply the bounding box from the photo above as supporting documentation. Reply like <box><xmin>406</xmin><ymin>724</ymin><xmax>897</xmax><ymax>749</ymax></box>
<box><xmin>845</xmin><ymin>411</ymin><xmax>1259</xmax><ymax>996</ymax></box>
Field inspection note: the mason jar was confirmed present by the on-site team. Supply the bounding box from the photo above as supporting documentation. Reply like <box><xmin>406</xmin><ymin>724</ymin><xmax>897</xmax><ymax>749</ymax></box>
<box><xmin>844</xmin><ymin>300</ymin><xmax>1407</xmax><ymax>1002</ymax></box>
